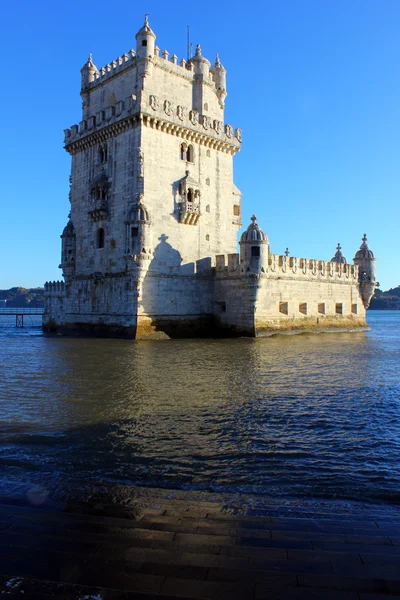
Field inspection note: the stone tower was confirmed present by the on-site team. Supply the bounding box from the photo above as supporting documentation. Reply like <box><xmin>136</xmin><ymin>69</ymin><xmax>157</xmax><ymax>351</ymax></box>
<box><xmin>44</xmin><ymin>16</ymin><xmax>242</xmax><ymax>337</ymax></box>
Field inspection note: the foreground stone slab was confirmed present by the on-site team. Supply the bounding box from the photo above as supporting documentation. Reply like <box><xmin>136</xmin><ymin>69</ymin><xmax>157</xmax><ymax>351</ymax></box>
<box><xmin>0</xmin><ymin>493</ymin><xmax>400</xmax><ymax>599</ymax></box>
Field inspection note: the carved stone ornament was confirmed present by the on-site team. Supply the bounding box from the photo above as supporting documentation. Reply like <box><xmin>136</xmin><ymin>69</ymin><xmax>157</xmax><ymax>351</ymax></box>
<box><xmin>189</xmin><ymin>110</ymin><xmax>199</xmax><ymax>126</ymax></box>
<box><xmin>225</xmin><ymin>124</ymin><xmax>233</xmax><ymax>138</ymax></box>
<box><xmin>164</xmin><ymin>99</ymin><xmax>173</xmax><ymax>116</ymax></box>
<box><xmin>177</xmin><ymin>105</ymin><xmax>187</xmax><ymax>121</ymax></box>
<box><xmin>137</xmin><ymin>148</ymin><xmax>144</xmax><ymax>178</ymax></box>
<box><xmin>235</xmin><ymin>128</ymin><xmax>242</xmax><ymax>142</ymax></box>
<box><xmin>213</xmin><ymin>120</ymin><xmax>223</xmax><ymax>134</ymax></box>
<box><xmin>149</xmin><ymin>95</ymin><xmax>160</xmax><ymax>111</ymax></box>
<box><xmin>202</xmin><ymin>115</ymin><xmax>210</xmax><ymax>130</ymax></box>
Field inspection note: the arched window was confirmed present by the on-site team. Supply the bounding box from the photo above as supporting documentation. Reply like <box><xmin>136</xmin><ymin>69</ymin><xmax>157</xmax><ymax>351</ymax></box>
<box><xmin>180</xmin><ymin>143</ymin><xmax>194</xmax><ymax>163</ymax></box>
<box><xmin>99</xmin><ymin>143</ymin><xmax>108</xmax><ymax>164</ymax></box>
<box><xmin>97</xmin><ymin>228</ymin><xmax>105</xmax><ymax>249</ymax></box>
<box><xmin>187</xmin><ymin>189</ymin><xmax>193</xmax><ymax>203</ymax></box>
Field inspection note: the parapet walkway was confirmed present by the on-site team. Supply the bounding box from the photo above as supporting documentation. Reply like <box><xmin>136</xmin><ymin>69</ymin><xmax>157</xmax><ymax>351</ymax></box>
<box><xmin>0</xmin><ymin>494</ymin><xmax>400</xmax><ymax>599</ymax></box>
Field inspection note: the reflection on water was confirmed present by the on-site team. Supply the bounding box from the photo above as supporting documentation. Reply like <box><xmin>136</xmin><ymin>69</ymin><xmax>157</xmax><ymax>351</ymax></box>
<box><xmin>0</xmin><ymin>312</ymin><xmax>400</xmax><ymax>505</ymax></box>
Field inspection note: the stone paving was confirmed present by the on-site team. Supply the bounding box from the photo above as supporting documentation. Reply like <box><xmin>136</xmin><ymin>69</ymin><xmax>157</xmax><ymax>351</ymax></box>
<box><xmin>0</xmin><ymin>495</ymin><xmax>400</xmax><ymax>599</ymax></box>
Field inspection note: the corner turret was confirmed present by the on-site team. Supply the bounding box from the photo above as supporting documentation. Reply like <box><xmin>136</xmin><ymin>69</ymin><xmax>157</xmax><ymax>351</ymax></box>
<box><xmin>353</xmin><ymin>234</ymin><xmax>377</xmax><ymax>308</ymax></box>
<box><xmin>240</xmin><ymin>215</ymin><xmax>269</xmax><ymax>274</ymax></box>
<box><xmin>125</xmin><ymin>195</ymin><xmax>152</xmax><ymax>263</ymax></box>
<box><xmin>190</xmin><ymin>44</ymin><xmax>211</xmax><ymax>77</ymax></box>
<box><xmin>80</xmin><ymin>54</ymin><xmax>98</xmax><ymax>90</ymax></box>
<box><xmin>135</xmin><ymin>14</ymin><xmax>156</xmax><ymax>59</ymax></box>
<box><xmin>60</xmin><ymin>217</ymin><xmax>76</xmax><ymax>282</ymax></box>
<box><xmin>211</xmin><ymin>54</ymin><xmax>227</xmax><ymax>107</ymax></box>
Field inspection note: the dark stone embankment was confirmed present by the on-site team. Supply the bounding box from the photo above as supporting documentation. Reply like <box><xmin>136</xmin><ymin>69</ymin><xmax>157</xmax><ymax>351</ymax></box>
<box><xmin>1</xmin><ymin>488</ymin><xmax>400</xmax><ymax>599</ymax></box>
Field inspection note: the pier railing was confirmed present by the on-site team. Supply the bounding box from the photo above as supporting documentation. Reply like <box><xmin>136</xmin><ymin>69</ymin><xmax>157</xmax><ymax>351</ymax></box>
<box><xmin>0</xmin><ymin>307</ymin><xmax>44</xmax><ymax>327</ymax></box>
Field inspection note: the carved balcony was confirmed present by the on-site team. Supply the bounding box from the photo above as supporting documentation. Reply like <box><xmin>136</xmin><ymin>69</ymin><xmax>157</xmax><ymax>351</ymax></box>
<box><xmin>179</xmin><ymin>200</ymin><xmax>200</xmax><ymax>225</ymax></box>
<box><xmin>88</xmin><ymin>200</ymin><xmax>109</xmax><ymax>222</ymax></box>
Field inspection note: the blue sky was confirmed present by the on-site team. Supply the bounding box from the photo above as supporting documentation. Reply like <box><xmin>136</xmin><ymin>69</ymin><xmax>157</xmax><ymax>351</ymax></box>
<box><xmin>1</xmin><ymin>0</ymin><xmax>399</xmax><ymax>290</ymax></box>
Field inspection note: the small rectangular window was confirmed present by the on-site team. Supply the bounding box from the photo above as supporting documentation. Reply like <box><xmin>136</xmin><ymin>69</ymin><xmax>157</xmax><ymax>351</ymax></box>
<box><xmin>131</xmin><ymin>227</ymin><xmax>139</xmax><ymax>238</ymax></box>
<box><xmin>279</xmin><ymin>302</ymin><xmax>288</xmax><ymax>315</ymax></box>
<box><xmin>251</xmin><ymin>246</ymin><xmax>260</xmax><ymax>257</ymax></box>
<box><xmin>352</xmin><ymin>303</ymin><xmax>358</xmax><ymax>314</ymax></box>
<box><xmin>335</xmin><ymin>303</ymin><xmax>343</xmax><ymax>315</ymax></box>
<box><xmin>318</xmin><ymin>303</ymin><xmax>326</xmax><ymax>315</ymax></box>
<box><xmin>299</xmin><ymin>302</ymin><xmax>307</xmax><ymax>315</ymax></box>
<box><xmin>233</xmin><ymin>205</ymin><xmax>240</xmax><ymax>216</ymax></box>
<box><xmin>142</xmin><ymin>40</ymin><xmax>147</xmax><ymax>47</ymax></box>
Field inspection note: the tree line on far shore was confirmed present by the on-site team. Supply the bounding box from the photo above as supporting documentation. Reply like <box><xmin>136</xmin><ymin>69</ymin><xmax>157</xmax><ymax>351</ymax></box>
<box><xmin>0</xmin><ymin>287</ymin><xmax>45</xmax><ymax>308</ymax></box>
<box><xmin>369</xmin><ymin>286</ymin><xmax>400</xmax><ymax>310</ymax></box>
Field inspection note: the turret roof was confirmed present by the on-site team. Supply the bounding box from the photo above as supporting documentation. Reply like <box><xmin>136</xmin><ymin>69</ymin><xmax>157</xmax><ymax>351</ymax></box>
<box><xmin>240</xmin><ymin>215</ymin><xmax>268</xmax><ymax>243</ymax></box>
<box><xmin>136</xmin><ymin>14</ymin><xmax>156</xmax><ymax>39</ymax></box>
<box><xmin>354</xmin><ymin>234</ymin><xmax>375</xmax><ymax>260</ymax></box>
<box><xmin>331</xmin><ymin>243</ymin><xmax>347</xmax><ymax>264</ymax></box>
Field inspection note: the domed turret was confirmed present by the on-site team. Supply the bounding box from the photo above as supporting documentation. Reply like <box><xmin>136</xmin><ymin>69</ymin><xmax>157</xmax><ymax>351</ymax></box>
<box><xmin>211</xmin><ymin>54</ymin><xmax>227</xmax><ymax>106</ymax></box>
<box><xmin>60</xmin><ymin>217</ymin><xmax>76</xmax><ymax>281</ymax></box>
<box><xmin>135</xmin><ymin>14</ymin><xmax>156</xmax><ymax>59</ymax></box>
<box><xmin>353</xmin><ymin>234</ymin><xmax>377</xmax><ymax>308</ymax></box>
<box><xmin>127</xmin><ymin>200</ymin><xmax>150</xmax><ymax>224</ymax></box>
<box><xmin>81</xmin><ymin>54</ymin><xmax>98</xmax><ymax>90</ymax></box>
<box><xmin>239</xmin><ymin>215</ymin><xmax>269</xmax><ymax>273</ymax></box>
<box><xmin>331</xmin><ymin>243</ymin><xmax>347</xmax><ymax>264</ymax></box>
<box><xmin>125</xmin><ymin>195</ymin><xmax>151</xmax><ymax>259</ymax></box>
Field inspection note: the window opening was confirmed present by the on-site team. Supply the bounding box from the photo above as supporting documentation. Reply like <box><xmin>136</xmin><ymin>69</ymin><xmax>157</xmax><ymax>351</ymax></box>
<box><xmin>251</xmin><ymin>246</ymin><xmax>260</xmax><ymax>257</ymax></box>
<box><xmin>99</xmin><ymin>144</ymin><xmax>108</xmax><ymax>164</ymax></box>
<box><xmin>279</xmin><ymin>302</ymin><xmax>288</xmax><ymax>315</ymax></box>
<box><xmin>299</xmin><ymin>303</ymin><xmax>307</xmax><ymax>315</ymax></box>
<box><xmin>335</xmin><ymin>303</ymin><xmax>343</xmax><ymax>315</ymax></box>
<box><xmin>97</xmin><ymin>228</ymin><xmax>105</xmax><ymax>249</ymax></box>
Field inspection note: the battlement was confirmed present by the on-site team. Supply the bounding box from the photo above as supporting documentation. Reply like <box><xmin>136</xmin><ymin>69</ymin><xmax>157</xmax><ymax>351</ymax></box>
<box><xmin>44</xmin><ymin>281</ymin><xmax>65</xmax><ymax>296</ymax></box>
<box><xmin>215</xmin><ymin>253</ymin><xmax>359</xmax><ymax>282</ymax></box>
<box><xmin>84</xmin><ymin>46</ymin><xmax>216</xmax><ymax>91</ymax></box>
<box><xmin>88</xmin><ymin>49</ymin><xmax>137</xmax><ymax>85</ymax></box>
<box><xmin>64</xmin><ymin>95</ymin><xmax>241</xmax><ymax>153</ymax></box>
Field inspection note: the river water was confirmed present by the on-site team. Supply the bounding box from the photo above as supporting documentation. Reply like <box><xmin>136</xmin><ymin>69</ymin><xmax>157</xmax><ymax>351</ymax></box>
<box><xmin>0</xmin><ymin>312</ymin><xmax>399</xmax><ymax>510</ymax></box>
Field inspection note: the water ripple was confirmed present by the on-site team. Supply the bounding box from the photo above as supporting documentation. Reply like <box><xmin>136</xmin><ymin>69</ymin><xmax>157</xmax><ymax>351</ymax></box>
<box><xmin>0</xmin><ymin>312</ymin><xmax>400</xmax><ymax>506</ymax></box>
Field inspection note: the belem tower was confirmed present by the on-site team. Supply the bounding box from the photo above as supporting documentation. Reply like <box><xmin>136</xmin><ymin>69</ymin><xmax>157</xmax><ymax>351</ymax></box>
<box><xmin>43</xmin><ymin>16</ymin><xmax>377</xmax><ymax>338</ymax></box>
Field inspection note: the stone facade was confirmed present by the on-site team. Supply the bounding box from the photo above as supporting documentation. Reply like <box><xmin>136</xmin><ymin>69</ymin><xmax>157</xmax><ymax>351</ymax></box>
<box><xmin>43</xmin><ymin>16</ymin><xmax>377</xmax><ymax>338</ymax></box>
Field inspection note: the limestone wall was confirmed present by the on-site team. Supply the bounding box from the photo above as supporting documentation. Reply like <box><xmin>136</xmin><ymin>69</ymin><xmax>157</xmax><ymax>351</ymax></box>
<box><xmin>68</xmin><ymin>125</ymin><xmax>141</xmax><ymax>277</ymax></box>
<box><xmin>43</xmin><ymin>275</ymin><xmax>138</xmax><ymax>336</ymax></box>
<box><xmin>214</xmin><ymin>253</ymin><xmax>367</xmax><ymax>336</ymax></box>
